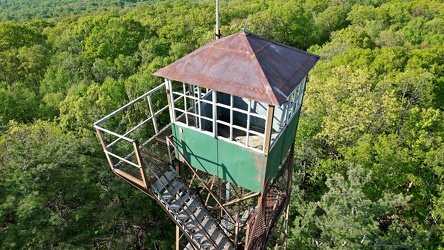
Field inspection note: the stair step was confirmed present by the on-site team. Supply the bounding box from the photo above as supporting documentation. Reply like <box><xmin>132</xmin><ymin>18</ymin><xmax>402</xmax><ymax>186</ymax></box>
<box><xmin>183</xmin><ymin>243</ymin><xmax>195</xmax><ymax>250</ymax></box>
<box><xmin>169</xmin><ymin>180</ymin><xmax>184</xmax><ymax>193</ymax></box>
<box><xmin>178</xmin><ymin>208</ymin><xmax>207</xmax><ymax>226</ymax></box>
<box><xmin>162</xmin><ymin>181</ymin><xmax>184</xmax><ymax>203</ymax></box>
<box><xmin>173</xmin><ymin>192</ymin><xmax>191</xmax><ymax>206</ymax></box>
<box><xmin>206</xmin><ymin>226</ymin><xmax>222</xmax><ymax>244</ymax></box>
<box><xmin>169</xmin><ymin>192</ymin><xmax>191</xmax><ymax>213</ymax></box>
<box><xmin>180</xmin><ymin>198</ymin><xmax>200</xmax><ymax>217</ymax></box>
<box><xmin>161</xmin><ymin>191</ymin><xmax>175</xmax><ymax>204</ymax></box>
<box><xmin>152</xmin><ymin>171</ymin><xmax>176</xmax><ymax>192</ymax></box>
<box><xmin>216</xmin><ymin>234</ymin><xmax>229</xmax><ymax>249</ymax></box>
<box><xmin>200</xmin><ymin>241</ymin><xmax>213</xmax><ymax>249</ymax></box>
<box><xmin>191</xmin><ymin>216</ymin><xmax>215</xmax><ymax>235</ymax></box>
<box><xmin>145</xmin><ymin>166</ymin><xmax>237</xmax><ymax>249</ymax></box>
<box><xmin>161</xmin><ymin>189</ymin><xmax>185</xmax><ymax>204</ymax></box>
<box><xmin>193</xmin><ymin>218</ymin><xmax>225</xmax><ymax>249</ymax></box>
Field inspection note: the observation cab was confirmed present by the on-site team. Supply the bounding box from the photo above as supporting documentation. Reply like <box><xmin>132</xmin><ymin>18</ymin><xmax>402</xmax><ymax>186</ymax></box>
<box><xmin>154</xmin><ymin>31</ymin><xmax>318</xmax><ymax>192</ymax></box>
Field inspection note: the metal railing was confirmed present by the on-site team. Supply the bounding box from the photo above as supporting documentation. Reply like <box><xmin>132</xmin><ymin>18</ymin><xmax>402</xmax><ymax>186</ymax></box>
<box><xmin>94</xmin><ymin>83</ymin><xmax>171</xmax><ymax>181</ymax></box>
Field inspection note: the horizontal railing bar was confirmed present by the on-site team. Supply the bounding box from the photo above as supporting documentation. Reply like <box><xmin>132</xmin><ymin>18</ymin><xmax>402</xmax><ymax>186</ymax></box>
<box><xmin>153</xmin><ymin>104</ymin><xmax>169</xmax><ymax>117</ymax></box>
<box><xmin>217</xmin><ymin>136</ymin><xmax>263</xmax><ymax>153</ymax></box>
<box><xmin>171</xmin><ymin>93</ymin><xmax>213</xmax><ymax>104</ymax></box>
<box><xmin>106</xmin><ymin>150</ymin><xmax>140</xmax><ymax>169</ymax></box>
<box><xmin>247</xmin><ymin>130</ymin><xmax>264</xmax><ymax>137</ymax></box>
<box><xmin>216</xmin><ymin>120</ymin><xmax>230</xmax><ymax>127</ymax></box>
<box><xmin>231</xmin><ymin>124</ymin><xmax>249</xmax><ymax>132</ymax></box>
<box><xmin>175</xmin><ymin>112</ymin><xmax>186</xmax><ymax>121</ymax></box>
<box><xmin>171</xmin><ymin>89</ymin><xmax>192</xmax><ymax>96</ymax></box>
<box><xmin>211</xmin><ymin>192</ymin><xmax>260</xmax><ymax>210</ymax></box>
<box><xmin>94</xmin><ymin>125</ymin><xmax>134</xmax><ymax>144</ymax></box>
<box><xmin>178</xmin><ymin>95</ymin><xmax>213</xmax><ymax>104</ymax></box>
<box><xmin>141</xmin><ymin>123</ymin><xmax>172</xmax><ymax>147</ymax></box>
<box><xmin>173</xmin><ymin>108</ymin><xmax>213</xmax><ymax>122</ymax></box>
<box><xmin>107</xmin><ymin>115</ymin><xmax>155</xmax><ymax>148</ymax></box>
<box><xmin>114</xmin><ymin>151</ymin><xmax>136</xmax><ymax>169</ymax></box>
<box><xmin>172</xmin><ymin>94</ymin><xmax>182</xmax><ymax>103</ymax></box>
<box><xmin>94</xmin><ymin>83</ymin><xmax>165</xmax><ymax>126</ymax></box>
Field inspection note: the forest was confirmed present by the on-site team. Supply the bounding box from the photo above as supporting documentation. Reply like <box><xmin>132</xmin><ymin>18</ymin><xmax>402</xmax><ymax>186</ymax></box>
<box><xmin>0</xmin><ymin>0</ymin><xmax>159</xmax><ymax>22</ymax></box>
<box><xmin>0</xmin><ymin>0</ymin><xmax>443</xmax><ymax>249</ymax></box>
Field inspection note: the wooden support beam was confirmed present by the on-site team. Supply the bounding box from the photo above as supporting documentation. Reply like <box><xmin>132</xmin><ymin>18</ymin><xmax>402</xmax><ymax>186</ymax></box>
<box><xmin>95</xmin><ymin>127</ymin><xmax>114</xmax><ymax>171</ymax></box>
<box><xmin>133</xmin><ymin>140</ymin><xmax>148</xmax><ymax>188</ymax></box>
<box><xmin>209</xmin><ymin>192</ymin><xmax>260</xmax><ymax>210</ymax></box>
<box><xmin>114</xmin><ymin>168</ymin><xmax>145</xmax><ymax>188</ymax></box>
<box><xmin>176</xmin><ymin>226</ymin><xmax>180</xmax><ymax>250</ymax></box>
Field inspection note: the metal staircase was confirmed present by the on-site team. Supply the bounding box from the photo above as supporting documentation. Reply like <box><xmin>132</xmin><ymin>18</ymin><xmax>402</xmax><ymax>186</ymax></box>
<box><xmin>149</xmin><ymin>166</ymin><xmax>235</xmax><ymax>250</ymax></box>
<box><xmin>105</xmin><ymin>141</ymin><xmax>236</xmax><ymax>249</ymax></box>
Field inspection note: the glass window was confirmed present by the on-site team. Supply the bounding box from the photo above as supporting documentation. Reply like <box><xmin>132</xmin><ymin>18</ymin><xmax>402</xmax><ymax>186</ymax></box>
<box><xmin>270</xmin><ymin>77</ymin><xmax>307</xmax><ymax>149</ymax></box>
<box><xmin>169</xmin><ymin>81</ymin><xmax>268</xmax><ymax>152</ymax></box>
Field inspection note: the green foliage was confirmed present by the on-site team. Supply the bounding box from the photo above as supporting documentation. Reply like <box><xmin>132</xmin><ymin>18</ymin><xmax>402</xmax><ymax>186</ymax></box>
<box><xmin>0</xmin><ymin>120</ymin><xmax>88</xmax><ymax>248</ymax></box>
<box><xmin>0</xmin><ymin>82</ymin><xmax>39</xmax><ymax>124</ymax></box>
<box><xmin>290</xmin><ymin>166</ymin><xmax>416</xmax><ymax>249</ymax></box>
<box><xmin>292</xmin><ymin>0</ymin><xmax>444</xmax><ymax>248</ymax></box>
<box><xmin>0</xmin><ymin>120</ymin><xmax>174</xmax><ymax>249</ymax></box>
<box><xmin>59</xmin><ymin>81</ymin><xmax>126</xmax><ymax>136</ymax></box>
<box><xmin>0</xmin><ymin>22</ymin><xmax>49</xmax><ymax>89</ymax></box>
<box><xmin>1</xmin><ymin>0</ymin><xmax>443</xmax><ymax>248</ymax></box>
<box><xmin>81</xmin><ymin>16</ymin><xmax>145</xmax><ymax>63</ymax></box>
<box><xmin>0</xmin><ymin>0</ymin><xmax>161</xmax><ymax>22</ymax></box>
<box><xmin>248</xmin><ymin>0</ymin><xmax>322</xmax><ymax>49</ymax></box>
<box><xmin>0</xmin><ymin>21</ymin><xmax>46</xmax><ymax>50</ymax></box>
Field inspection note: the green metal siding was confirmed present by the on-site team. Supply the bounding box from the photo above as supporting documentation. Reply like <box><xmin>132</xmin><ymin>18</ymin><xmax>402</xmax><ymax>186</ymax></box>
<box><xmin>171</xmin><ymin>108</ymin><xmax>300</xmax><ymax>192</ymax></box>
<box><xmin>172</xmin><ymin>124</ymin><xmax>266</xmax><ymax>192</ymax></box>
<box><xmin>266</xmin><ymin>109</ymin><xmax>300</xmax><ymax>179</ymax></box>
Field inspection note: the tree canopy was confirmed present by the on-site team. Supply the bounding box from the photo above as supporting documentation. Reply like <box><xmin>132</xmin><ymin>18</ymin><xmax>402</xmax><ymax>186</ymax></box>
<box><xmin>0</xmin><ymin>0</ymin><xmax>443</xmax><ymax>248</ymax></box>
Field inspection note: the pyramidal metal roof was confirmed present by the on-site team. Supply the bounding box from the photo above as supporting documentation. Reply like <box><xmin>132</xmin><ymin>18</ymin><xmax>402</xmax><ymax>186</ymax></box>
<box><xmin>153</xmin><ymin>31</ymin><xmax>319</xmax><ymax>106</ymax></box>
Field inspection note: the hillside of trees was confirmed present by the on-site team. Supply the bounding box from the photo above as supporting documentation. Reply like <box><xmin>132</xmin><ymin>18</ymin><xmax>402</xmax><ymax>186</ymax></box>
<box><xmin>1</xmin><ymin>0</ymin><xmax>443</xmax><ymax>248</ymax></box>
<box><xmin>0</xmin><ymin>0</ymin><xmax>160</xmax><ymax>22</ymax></box>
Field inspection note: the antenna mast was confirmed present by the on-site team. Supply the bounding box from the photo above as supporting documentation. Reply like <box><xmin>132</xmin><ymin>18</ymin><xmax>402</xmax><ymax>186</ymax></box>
<box><xmin>215</xmin><ymin>0</ymin><xmax>221</xmax><ymax>39</ymax></box>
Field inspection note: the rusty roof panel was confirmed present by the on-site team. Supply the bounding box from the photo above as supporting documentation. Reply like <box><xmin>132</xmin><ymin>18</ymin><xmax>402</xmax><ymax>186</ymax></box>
<box><xmin>154</xmin><ymin>32</ymin><xmax>319</xmax><ymax>106</ymax></box>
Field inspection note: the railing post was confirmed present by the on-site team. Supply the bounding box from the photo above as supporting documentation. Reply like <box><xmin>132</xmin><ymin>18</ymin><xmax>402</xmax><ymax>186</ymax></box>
<box><xmin>95</xmin><ymin>127</ymin><xmax>114</xmax><ymax>171</ymax></box>
<box><xmin>165</xmin><ymin>78</ymin><xmax>175</xmax><ymax>123</ymax></box>
<box><xmin>147</xmin><ymin>95</ymin><xmax>158</xmax><ymax>134</ymax></box>
<box><xmin>166</xmin><ymin>136</ymin><xmax>172</xmax><ymax>165</ymax></box>
<box><xmin>183</xmin><ymin>83</ymin><xmax>189</xmax><ymax>125</ymax></box>
<box><xmin>246</xmin><ymin>99</ymin><xmax>252</xmax><ymax>147</ymax></box>
<box><xmin>133</xmin><ymin>140</ymin><xmax>148</xmax><ymax>188</ymax></box>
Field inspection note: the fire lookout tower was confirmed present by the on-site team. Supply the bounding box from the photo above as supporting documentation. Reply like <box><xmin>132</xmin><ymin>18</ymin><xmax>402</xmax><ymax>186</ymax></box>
<box><xmin>94</xmin><ymin>31</ymin><xmax>318</xmax><ymax>249</ymax></box>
